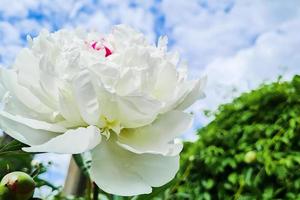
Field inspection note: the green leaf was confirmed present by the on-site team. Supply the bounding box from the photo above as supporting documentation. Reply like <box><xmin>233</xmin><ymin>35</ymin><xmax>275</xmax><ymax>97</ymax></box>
<box><xmin>202</xmin><ymin>179</ymin><xmax>214</xmax><ymax>190</ymax></box>
<box><xmin>0</xmin><ymin>139</ymin><xmax>27</xmax><ymax>153</ymax></box>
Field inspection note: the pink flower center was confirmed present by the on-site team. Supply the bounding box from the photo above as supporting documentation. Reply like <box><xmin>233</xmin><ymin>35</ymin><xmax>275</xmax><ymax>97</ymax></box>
<box><xmin>91</xmin><ymin>41</ymin><xmax>112</xmax><ymax>57</ymax></box>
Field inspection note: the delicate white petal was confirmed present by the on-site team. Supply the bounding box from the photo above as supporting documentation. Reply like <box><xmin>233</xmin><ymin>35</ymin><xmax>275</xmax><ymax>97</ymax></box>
<box><xmin>90</xmin><ymin>139</ymin><xmax>179</xmax><ymax>196</ymax></box>
<box><xmin>176</xmin><ymin>77</ymin><xmax>207</xmax><ymax>110</ymax></box>
<box><xmin>117</xmin><ymin>110</ymin><xmax>192</xmax><ymax>156</ymax></box>
<box><xmin>134</xmin><ymin>154</ymin><xmax>179</xmax><ymax>188</ymax></box>
<box><xmin>159</xmin><ymin>81</ymin><xmax>191</xmax><ymax>113</ymax></box>
<box><xmin>115</xmin><ymin>68</ymin><xmax>142</xmax><ymax>96</ymax></box>
<box><xmin>13</xmin><ymin>48</ymin><xmax>40</xmax><ymax>88</ymax></box>
<box><xmin>154</xmin><ymin>62</ymin><xmax>178</xmax><ymax>101</ymax></box>
<box><xmin>23</xmin><ymin>126</ymin><xmax>101</xmax><ymax>153</ymax></box>
<box><xmin>117</xmin><ymin>95</ymin><xmax>162</xmax><ymax>128</ymax></box>
<box><xmin>92</xmin><ymin>80</ymin><xmax>119</xmax><ymax>122</ymax></box>
<box><xmin>91</xmin><ymin>77</ymin><xmax>162</xmax><ymax>128</ymax></box>
<box><xmin>58</xmin><ymin>86</ymin><xmax>82</xmax><ymax>123</ymax></box>
<box><xmin>89</xmin><ymin>63</ymin><xmax>120</xmax><ymax>90</ymax></box>
<box><xmin>39</xmin><ymin>56</ymin><xmax>59</xmax><ymax>101</ymax></box>
<box><xmin>0</xmin><ymin>111</ymin><xmax>66</xmax><ymax>132</ymax></box>
<box><xmin>0</xmin><ymin>68</ymin><xmax>53</xmax><ymax>115</ymax></box>
<box><xmin>0</xmin><ymin>112</ymin><xmax>59</xmax><ymax>145</ymax></box>
<box><xmin>2</xmin><ymin>91</ymin><xmax>62</xmax><ymax>124</ymax></box>
<box><xmin>72</xmin><ymin>70</ymin><xmax>100</xmax><ymax>125</ymax></box>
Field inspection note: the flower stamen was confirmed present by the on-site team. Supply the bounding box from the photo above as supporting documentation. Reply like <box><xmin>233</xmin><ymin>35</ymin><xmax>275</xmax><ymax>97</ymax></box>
<box><xmin>90</xmin><ymin>41</ymin><xmax>112</xmax><ymax>57</ymax></box>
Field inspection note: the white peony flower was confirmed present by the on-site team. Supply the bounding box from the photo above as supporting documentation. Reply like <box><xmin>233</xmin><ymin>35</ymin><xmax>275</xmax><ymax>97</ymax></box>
<box><xmin>0</xmin><ymin>25</ymin><xmax>206</xmax><ymax>196</ymax></box>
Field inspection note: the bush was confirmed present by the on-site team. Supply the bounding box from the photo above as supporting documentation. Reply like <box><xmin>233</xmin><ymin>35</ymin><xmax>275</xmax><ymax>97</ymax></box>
<box><xmin>157</xmin><ymin>76</ymin><xmax>300</xmax><ymax>200</ymax></box>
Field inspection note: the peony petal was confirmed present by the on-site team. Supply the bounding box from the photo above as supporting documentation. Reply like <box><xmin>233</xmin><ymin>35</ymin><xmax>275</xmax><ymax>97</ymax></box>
<box><xmin>23</xmin><ymin>126</ymin><xmax>101</xmax><ymax>153</ymax></box>
<box><xmin>13</xmin><ymin>48</ymin><xmax>40</xmax><ymax>88</ymax></box>
<box><xmin>0</xmin><ymin>68</ymin><xmax>53</xmax><ymax>115</ymax></box>
<box><xmin>159</xmin><ymin>81</ymin><xmax>191</xmax><ymax>113</ymax></box>
<box><xmin>94</xmin><ymin>82</ymin><xmax>119</xmax><ymax>123</ymax></box>
<box><xmin>0</xmin><ymin>112</ymin><xmax>59</xmax><ymax>145</ymax></box>
<box><xmin>0</xmin><ymin>111</ymin><xmax>66</xmax><ymax>132</ymax></box>
<box><xmin>1</xmin><ymin>90</ymin><xmax>61</xmax><ymax>123</ymax></box>
<box><xmin>58</xmin><ymin>85</ymin><xmax>82</xmax><ymax>123</ymax></box>
<box><xmin>176</xmin><ymin>77</ymin><xmax>207</xmax><ymax>110</ymax></box>
<box><xmin>153</xmin><ymin>62</ymin><xmax>178</xmax><ymax>101</ymax></box>
<box><xmin>91</xmin><ymin>77</ymin><xmax>162</xmax><ymax>128</ymax></box>
<box><xmin>117</xmin><ymin>110</ymin><xmax>192</xmax><ymax>156</ymax></box>
<box><xmin>90</xmin><ymin>139</ymin><xmax>179</xmax><ymax>196</ymax></box>
<box><xmin>117</xmin><ymin>95</ymin><xmax>162</xmax><ymax>128</ymax></box>
<box><xmin>12</xmin><ymin>50</ymin><xmax>59</xmax><ymax>110</ymax></box>
<box><xmin>115</xmin><ymin>68</ymin><xmax>141</xmax><ymax>96</ymax></box>
<box><xmin>38</xmin><ymin>56</ymin><xmax>59</xmax><ymax>101</ymax></box>
<box><xmin>89</xmin><ymin>63</ymin><xmax>120</xmax><ymax>90</ymax></box>
<box><xmin>72</xmin><ymin>70</ymin><xmax>100</xmax><ymax>125</ymax></box>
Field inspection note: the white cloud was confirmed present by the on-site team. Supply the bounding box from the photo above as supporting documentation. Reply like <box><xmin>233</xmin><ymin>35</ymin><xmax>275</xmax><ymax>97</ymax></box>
<box><xmin>75</xmin><ymin>12</ymin><xmax>112</xmax><ymax>32</ymax></box>
<box><xmin>0</xmin><ymin>22</ymin><xmax>21</xmax><ymax>44</ymax></box>
<box><xmin>185</xmin><ymin>18</ymin><xmax>300</xmax><ymax>137</ymax></box>
<box><xmin>0</xmin><ymin>0</ymin><xmax>37</xmax><ymax>18</ymax></box>
<box><xmin>200</xmin><ymin>16</ymin><xmax>300</xmax><ymax>111</ymax></box>
<box><xmin>162</xmin><ymin>0</ymin><xmax>300</xmax><ymax>75</ymax></box>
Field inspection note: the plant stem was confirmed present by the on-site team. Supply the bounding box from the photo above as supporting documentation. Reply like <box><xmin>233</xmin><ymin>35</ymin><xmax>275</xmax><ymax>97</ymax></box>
<box><xmin>86</xmin><ymin>178</ymin><xmax>92</xmax><ymax>200</ymax></box>
<box><xmin>93</xmin><ymin>182</ymin><xmax>99</xmax><ymax>200</ymax></box>
<box><xmin>73</xmin><ymin>154</ymin><xmax>90</xmax><ymax>177</ymax></box>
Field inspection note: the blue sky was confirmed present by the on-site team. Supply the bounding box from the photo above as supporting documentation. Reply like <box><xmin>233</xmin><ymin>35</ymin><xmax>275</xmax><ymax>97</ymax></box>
<box><xmin>1</xmin><ymin>0</ymin><xmax>300</xmax><ymax>195</ymax></box>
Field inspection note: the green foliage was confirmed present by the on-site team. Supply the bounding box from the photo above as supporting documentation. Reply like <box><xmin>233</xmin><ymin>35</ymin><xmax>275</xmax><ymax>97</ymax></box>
<box><xmin>157</xmin><ymin>75</ymin><xmax>300</xmax><ymax>200</ymax></box>
<box><xmin>0</xmin><ymin>136</ymin><xmax>33</xmax><ymax>179</ymax></box>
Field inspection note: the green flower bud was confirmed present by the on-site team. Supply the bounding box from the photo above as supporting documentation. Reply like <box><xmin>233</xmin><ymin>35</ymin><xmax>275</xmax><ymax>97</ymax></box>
<box><xmin>244</xmin><ymin>151</ymin><xmax>257</xmax><ymax>163</ymax></box>
<box><xmin>1</xmin><ymin>171</ymin><xmax>35</xmax><ymax>200</ymax></box>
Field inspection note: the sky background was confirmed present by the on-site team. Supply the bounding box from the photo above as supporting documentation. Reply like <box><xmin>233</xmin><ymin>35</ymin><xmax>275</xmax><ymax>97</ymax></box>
<box><xmin>1</xmin><ymin>0</ymin><xmax>300</xmax><ymax>196</ymax></box>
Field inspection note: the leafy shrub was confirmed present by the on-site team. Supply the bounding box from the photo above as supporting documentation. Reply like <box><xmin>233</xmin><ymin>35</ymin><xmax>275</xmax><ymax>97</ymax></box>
<box><xmin>160</xmin><ymin>76</ymin><xmax>300</xmax><ymax>200</ymax></box>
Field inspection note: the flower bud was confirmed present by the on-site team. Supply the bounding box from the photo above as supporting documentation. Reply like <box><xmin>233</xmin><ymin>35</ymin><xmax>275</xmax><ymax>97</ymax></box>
<box><xmin>0</xmin><ymin>184</ymin><xmax>13</xmax><ymax>200</ymax></box>
<box><xmin>1</xmin><ymin>171</ymin><xmax>35</xmax><ymax>200</ymax></box>
<box><xmin>244</xmin><ymin>151</ymin><xmax>257</xmax><ymax>163</ymax></box>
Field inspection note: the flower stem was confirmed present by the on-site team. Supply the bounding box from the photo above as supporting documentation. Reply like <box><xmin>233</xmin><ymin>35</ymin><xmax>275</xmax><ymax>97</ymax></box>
<box><xmin>93</xmin><ymin>182</ymin><xmax>99</xmax><ymax>200</ymax></box>
<box><xmin>72</xmin><ymin>154</ymin><xmax>90</xmax><ymax>177</ymax></box>
<box><xmin>86</xmin><ymin>178</ymin><xmax>92</xmax><ymax>200</ymax></box>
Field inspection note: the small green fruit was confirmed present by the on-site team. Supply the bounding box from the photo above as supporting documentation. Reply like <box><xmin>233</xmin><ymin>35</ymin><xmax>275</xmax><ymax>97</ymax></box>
<box><xmin>0</xmin><ymin>184</ymin><xmax>13</xmax><ymax>200</ymax></box>
<box><xmin>244</xmin><ymin>151</ymin><xmax>257</xmax><ymax>163</ymax></box>
<box><xmin>1</xmin><ymin>171</ymin><xmax>35</xmax><ymax>200</ymax></box>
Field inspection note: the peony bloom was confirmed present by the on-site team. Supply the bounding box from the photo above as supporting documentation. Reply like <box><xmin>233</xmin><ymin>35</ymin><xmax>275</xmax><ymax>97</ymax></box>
<box><xmin>0</xmin><ymin>25</ymin><xmax>205</xmax><ymax>196</ymax></box>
